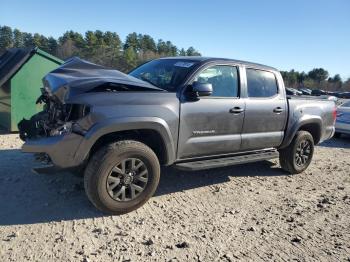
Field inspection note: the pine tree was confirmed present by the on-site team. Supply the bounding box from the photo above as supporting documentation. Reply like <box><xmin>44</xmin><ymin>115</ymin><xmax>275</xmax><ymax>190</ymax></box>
<box><xmin>0</xmin><ymin>26</ymin><xmax>13</xmax><ymax>53</ymax></box>
<box><xmin>123</xmin><ymin>46</ymin><xmax>137</xmax><ymax>70</ymax></box>
<box><xmin>13</xmin><ymin>29</ymin><xmax>24</xmax><ymax>48</ymax></box>
<box><xmin>179</xmin><ymin>48</ymin><xmax>186</xmax><ymax>56</ymax></box>
<box><xmin>186</xmin><ymin>46</ymin><xmax>201</xmax><ymax>56</ymax></box>
<box><xmin>124</xmin><ymin>32</ymin><xmax>139</xmax><ymax>51</ymax></box>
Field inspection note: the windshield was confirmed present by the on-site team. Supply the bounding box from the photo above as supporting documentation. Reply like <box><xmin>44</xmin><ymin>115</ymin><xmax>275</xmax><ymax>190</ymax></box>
<box><xmin>129</xmin><ymin>59</ymin><xmax>199</xmax><ymax>91</ymax></box>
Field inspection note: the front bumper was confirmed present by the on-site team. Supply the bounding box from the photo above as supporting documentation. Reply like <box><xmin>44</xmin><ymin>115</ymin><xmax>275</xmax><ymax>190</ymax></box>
<box><xmin>22</xmin><ymin>133</ymin><xmax>85</xmax><ymax>169</ymax></box>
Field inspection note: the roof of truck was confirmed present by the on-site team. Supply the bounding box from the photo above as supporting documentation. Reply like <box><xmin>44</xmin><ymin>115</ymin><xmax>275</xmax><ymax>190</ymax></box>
<box><xmin>159</xmin><ymin>56</ymin><xmax>278</xmax><ymax>71</ymax></box>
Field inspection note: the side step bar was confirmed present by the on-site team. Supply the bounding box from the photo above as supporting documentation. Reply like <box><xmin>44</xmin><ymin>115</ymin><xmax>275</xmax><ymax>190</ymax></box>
<box><xmin>175</xmin><ymin>150</ymin><xmax>279</xmax><ymax>171</ymax></box>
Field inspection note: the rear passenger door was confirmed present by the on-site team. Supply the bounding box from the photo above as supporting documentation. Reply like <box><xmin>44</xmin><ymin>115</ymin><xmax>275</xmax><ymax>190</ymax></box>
<box><xmin>241</xmin><ymin>68</ymin><xmax>287</xmax><ymax>151</ymax></box>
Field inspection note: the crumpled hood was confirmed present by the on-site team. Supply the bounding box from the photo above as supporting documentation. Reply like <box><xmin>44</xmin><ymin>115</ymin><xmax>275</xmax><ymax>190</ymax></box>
<box><xmin>43</xmin><ymin>57</ymin><xmax>162</xmax><ymax>102</ymax></box>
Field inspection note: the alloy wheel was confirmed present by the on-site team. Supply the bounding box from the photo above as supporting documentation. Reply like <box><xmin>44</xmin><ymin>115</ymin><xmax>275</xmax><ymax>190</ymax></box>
<box><xmin>295</xmin><ymin>139</ymin><xmax>312</xmax><ymax>167</ymax></box>
<box><xmin>106</xmin><ymin>158</ymin><xmax>148</xmax><ymax>201</ymax></box>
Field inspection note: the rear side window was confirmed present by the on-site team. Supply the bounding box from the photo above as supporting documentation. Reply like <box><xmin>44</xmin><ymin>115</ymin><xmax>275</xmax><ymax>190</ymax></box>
<box><xmin>246</xmin><ymin>69</ymin><xmax>278</xmax><ymax>98</ymax></box>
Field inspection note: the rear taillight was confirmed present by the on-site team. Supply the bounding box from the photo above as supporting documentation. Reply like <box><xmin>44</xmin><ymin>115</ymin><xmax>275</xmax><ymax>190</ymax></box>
<box><xmin>332</xmin><ymin>106</ymin><xmax>337</xmax><ymax>123</ymax></box>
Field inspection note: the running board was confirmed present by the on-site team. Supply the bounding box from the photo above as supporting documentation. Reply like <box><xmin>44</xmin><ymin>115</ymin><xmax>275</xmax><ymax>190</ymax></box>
<box><xmin>175</xmin><ymin>150</ymin><xmax>279</xmax><ymax>171</ymax></box>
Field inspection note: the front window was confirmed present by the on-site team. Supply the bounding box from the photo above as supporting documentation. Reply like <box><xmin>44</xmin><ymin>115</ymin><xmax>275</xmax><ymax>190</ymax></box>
<box><xmin>129</xmin><ymin>59</ymin><xmax>199</xmax><ymax>91</ymax></box>
<box><xmin>194</xmin><ymin>65</ymin><xmax>239</xmax><ymax>97</ymax></box>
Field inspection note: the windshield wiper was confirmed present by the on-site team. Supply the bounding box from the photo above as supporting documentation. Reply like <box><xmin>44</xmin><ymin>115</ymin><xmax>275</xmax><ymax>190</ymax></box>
<box><xmin>140</xmin><ymin>75</ymin><xmax>159</xmax><ymax>88</ymax></box>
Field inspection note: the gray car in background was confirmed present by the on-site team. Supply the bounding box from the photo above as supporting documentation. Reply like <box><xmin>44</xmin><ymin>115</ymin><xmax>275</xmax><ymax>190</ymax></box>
<box><xmin>18</xmin><ymin>57</ymin><xmax>336</xmax><ymax>214</ymax></box>
<box><xmin>335</xmin><ymin>101</ymin><xmax>350</xmax><ymax>137</ymax></box>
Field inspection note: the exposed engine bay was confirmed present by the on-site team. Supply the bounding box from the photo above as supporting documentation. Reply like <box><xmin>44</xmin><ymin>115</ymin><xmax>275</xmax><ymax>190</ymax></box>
<box><xmin>18</xmin><ymin>88</ymin><xmax>90</xmax><ymax>141</ymax></box>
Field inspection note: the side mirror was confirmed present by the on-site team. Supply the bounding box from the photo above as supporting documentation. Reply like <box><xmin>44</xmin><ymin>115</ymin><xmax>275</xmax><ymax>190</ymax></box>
<box><xmin>192</xmin><ymin>81</ymin><xmax>213</xmax><ymax>97</ymax></box>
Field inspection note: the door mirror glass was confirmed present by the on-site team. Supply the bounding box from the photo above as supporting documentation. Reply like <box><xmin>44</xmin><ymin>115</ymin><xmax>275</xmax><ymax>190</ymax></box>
<box><xmin>192</xmin><ymin>81</ymin><xmax>213</xmax><ymax>97</ymax></box>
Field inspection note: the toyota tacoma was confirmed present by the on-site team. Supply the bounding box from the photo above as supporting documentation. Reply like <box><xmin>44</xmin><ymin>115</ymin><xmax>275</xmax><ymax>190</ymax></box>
<box><xmin>18</xmin><ymin>57</ymin><xmax>336</xmax><ymax>214</ymax></box>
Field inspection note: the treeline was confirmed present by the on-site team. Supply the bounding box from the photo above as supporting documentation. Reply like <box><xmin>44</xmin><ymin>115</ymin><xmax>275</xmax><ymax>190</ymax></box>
<box><xmin>281</xmin><ymin>68</ymin><xmax>350</xmax><ymax>91</ymax></box>
<box><xmin>0</xmin><ymin>25</ymin><xmax>201</xmax><ymax>72</ymax></box>
<box><xmin>1</xmin><ymin>25</ymin><xmax>348</xmax><ymax>90</ymax></box>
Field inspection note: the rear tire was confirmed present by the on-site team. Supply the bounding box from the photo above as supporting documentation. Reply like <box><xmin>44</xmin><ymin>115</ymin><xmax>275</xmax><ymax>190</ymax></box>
<box><xmin>279</xmin><ymin>131</ymin><xmax>314</xmax><ymax>174</ymax></box>
<box><xmin>84</xmin><ymin>140</ymin><xmax>160</xmax><ymax>215</ymax></box>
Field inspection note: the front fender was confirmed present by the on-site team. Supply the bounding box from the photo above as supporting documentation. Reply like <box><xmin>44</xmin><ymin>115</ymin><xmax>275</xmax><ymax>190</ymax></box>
<box><xmin>73</xmin><ymin>117</ymin><xmax>176</xmax><ymax>165</ymax></box>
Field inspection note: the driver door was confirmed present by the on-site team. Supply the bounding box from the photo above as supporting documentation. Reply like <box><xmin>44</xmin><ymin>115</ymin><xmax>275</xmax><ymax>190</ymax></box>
<box><xmin>177</xmin><ymin>65</ymin><xmax>245</xmax><ymax>159</ymax></box>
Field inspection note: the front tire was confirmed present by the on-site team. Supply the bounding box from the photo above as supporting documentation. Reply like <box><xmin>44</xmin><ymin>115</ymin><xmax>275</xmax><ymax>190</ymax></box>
<box><xmin>279</xmin><ymin>131</ymin><xmax>314</xmax><ymax>174</ymax></box>
<box><xmin>84</xmin><ymin>140</ymin><xmax>160</xmax><ymax>214</ymax></box>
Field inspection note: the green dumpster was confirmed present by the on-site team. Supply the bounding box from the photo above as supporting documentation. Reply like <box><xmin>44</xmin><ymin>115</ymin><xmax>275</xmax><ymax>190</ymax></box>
<box><xmin>0</xmin><ymin>47</ymin><xmax>63</xmax><ymax>131</ymax></box>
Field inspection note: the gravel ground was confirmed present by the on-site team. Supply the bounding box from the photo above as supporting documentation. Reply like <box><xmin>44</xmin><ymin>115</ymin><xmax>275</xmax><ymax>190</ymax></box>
<box><xmin>0</xmin><ymin>134</ymin><xmax>349</xmax><ymax>262</ymax></box>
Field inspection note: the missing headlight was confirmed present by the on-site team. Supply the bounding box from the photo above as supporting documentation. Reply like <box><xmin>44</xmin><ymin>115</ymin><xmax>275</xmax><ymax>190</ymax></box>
<box><xmin>65</xmin><ymin>104</ymin><xmax>91</xmax><ymax>121</ymax></box>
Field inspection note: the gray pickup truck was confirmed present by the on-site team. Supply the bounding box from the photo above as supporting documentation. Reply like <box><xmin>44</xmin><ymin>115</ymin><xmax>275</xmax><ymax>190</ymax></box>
<box><xmin>19</xmin><ymin>57</ymin><xmax>336</xmax><ymax>214</ymax></box>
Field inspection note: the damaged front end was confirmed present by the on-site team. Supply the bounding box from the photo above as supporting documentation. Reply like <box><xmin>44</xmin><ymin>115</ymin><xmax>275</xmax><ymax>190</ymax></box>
<box><xmin>18</xmin><ymin>86</ymin><xmax>91</xmax><ymax>173</ymax></box>
<box><xmin>19</xmin><ymin>56</ymin><xmax>160</xmax><ymax>142</ymax></box>
<box><xmin>19</xmin><ymin>56</ymin><xmax>159</xmax><ymax>141</ymax></box>
<box><xmin>18</xmin><ymin>87</ymin><xmax>90</xmax><ymax>141</ymax></box>
<box><xmin>19</xmin><ymin>56</ymin><xmax>161</xmax><ymax>172</ymax></box>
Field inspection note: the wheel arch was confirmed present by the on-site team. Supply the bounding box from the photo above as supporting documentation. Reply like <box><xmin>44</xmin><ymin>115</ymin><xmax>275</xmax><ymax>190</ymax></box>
<box><xmin>280</xmin><ymin>116</ymin><xmax>322</xmax><ymax>149</ymax></box>
<box><xmin>298</xmin><ymin>122</ymin><xmax>321</xmax><ymax>144</ymax></box>
<box><xmin>74</xmin><ymin>117</ymin><xmax>176</xmax><ymax>166</ymax></box>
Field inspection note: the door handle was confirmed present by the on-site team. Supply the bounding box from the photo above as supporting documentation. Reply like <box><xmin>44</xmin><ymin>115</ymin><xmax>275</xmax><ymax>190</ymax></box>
<box><xmin>273</xmin><ymin>107</ymin><xmax>283</xmax><ymax>113</ymax></box>
<box><xmin>229</xmin><ymin>107</ymin><xmax>244</xmax><ymax>114</ymax></box>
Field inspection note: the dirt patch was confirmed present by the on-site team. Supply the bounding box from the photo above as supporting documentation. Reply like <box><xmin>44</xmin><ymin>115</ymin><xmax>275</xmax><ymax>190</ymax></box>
<box><xmin>0</xmin><ymin>134</ymin><xmax>349</xmax><ymax>261</ymax></box>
